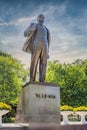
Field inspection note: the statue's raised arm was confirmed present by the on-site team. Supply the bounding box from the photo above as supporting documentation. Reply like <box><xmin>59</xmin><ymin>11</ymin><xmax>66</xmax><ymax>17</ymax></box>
<box><xmin>24</xmin><ymin>23</ymin><xmax>37</xmax><ymax>37</ymax></box>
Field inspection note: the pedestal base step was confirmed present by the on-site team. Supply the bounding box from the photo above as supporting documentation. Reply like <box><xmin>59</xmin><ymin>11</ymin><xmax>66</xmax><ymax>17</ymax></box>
<box><xmin>0</xmin><ymin>123</ymin><xmax>28</xmax><ymax>130</ymax></box>
<box><xmin>1</xmin><ymin>123</ymin><xmax>87</xmax><ymax>130</ymax></box>
<box><xmin>1</xmin><ymin>123</ymin><xmax>60</xmax><ymax>130</ymax></box>
<box><xmin>29</xmin><ymin>123</ymin><xmax>60</xmax><ymax>130</ymax></box>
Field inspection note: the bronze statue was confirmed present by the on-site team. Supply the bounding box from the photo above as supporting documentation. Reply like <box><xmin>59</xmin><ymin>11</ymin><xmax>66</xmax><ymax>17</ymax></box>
<box><xmin>22</xmin><ymin>14</ymin><xmax>51</xmax><ymax>82</ymax></box>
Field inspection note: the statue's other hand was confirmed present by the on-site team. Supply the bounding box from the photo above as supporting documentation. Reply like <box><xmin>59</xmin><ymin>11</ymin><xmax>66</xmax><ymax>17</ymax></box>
<box><xmin>47</xmin><ymin>54</ymin><xmax>49</xmax><ymax>59</ymax></box>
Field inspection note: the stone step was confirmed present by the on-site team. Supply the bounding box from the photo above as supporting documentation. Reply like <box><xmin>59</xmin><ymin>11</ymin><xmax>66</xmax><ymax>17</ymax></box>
<box><xmin>0</xmin><ymin>123</ymin><xmax>28</xmax><ymax>130</ymax></box>
<box><xmin>0</xmin><ymin>123</ymin><xmax>60</xmax><ymax>130</ymax></box>
<box><xmin>0</xmin><ymin>123</ymin><xmax>87</xmax><ymax>130</ymax></box>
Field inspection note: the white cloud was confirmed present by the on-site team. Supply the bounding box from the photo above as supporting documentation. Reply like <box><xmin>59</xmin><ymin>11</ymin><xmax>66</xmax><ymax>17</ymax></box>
<box><xmin>0</xmin><ymin>16</ymin><xmax>36</xmax><ymax>27</ymax></box>
<box><xmin>10</xmin><ymin>16</ymin><xmax>36</xmax><ymax>26</ymax></box>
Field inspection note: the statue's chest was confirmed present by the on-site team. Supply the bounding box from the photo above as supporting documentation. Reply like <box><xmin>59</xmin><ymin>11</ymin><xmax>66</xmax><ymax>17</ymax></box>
<box><xmin>37</xmin><ymin>25</ymin><xmax>47</xmax><ymax>36</ymax></box>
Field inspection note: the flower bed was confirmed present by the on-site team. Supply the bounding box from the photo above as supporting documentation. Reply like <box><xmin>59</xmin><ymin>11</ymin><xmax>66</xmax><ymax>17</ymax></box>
<box><xmin>0</xmin><ymin>102</ymin><xmax>11</xmax><ymax>110</ymax></box>
<box><xmin>60</xmin><ymin>105</ymin><xmax>73</xmax><ymax>111</ymax></box>
<box><xmin>60</xmin><ymin>105</ymin><xmax>87</xmax><ymax>112</ymax></box>
<box><xmin>73</xmin><ymin>106</ymin><xmax>87</xmax><ymax>112</ymax></box>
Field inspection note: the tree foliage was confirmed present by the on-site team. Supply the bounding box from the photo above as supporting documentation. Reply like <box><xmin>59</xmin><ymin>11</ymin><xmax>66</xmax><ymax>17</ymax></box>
<box><xmin>0</xmin><ymin>51</ymin><xmax>28</xmax><ymax>105</ymax></box>
<box><xmin>46</xmin><ymin>59</ymin><xmax>87</xmax><ymax>107</ymax></box>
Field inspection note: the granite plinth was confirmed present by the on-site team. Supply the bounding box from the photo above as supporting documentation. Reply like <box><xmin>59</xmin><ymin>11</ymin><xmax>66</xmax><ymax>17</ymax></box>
<box><xmin>15</xmin><ymin>82</ymin><xmax>60</xmax><ymax>124</ymax></box>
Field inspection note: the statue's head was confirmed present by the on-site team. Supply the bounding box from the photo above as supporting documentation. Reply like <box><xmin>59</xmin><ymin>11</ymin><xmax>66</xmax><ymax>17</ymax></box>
<box><xmin>37</xmin><ymin>14</ymin><xmax>45</xmax><ymax>24</ymax></box>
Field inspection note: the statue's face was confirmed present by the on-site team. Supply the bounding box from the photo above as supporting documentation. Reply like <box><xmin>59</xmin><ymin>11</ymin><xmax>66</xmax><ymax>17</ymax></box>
<box><xmin>37</xmin><ymin>14</ymin><xmax>45</xmax><ymax>24</ymax></box>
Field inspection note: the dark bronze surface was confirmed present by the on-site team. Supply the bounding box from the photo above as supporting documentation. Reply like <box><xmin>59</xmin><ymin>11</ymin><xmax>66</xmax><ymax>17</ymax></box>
<box><xmin>23</xmin><ymin>14</ymin><xmax>51</xmax><ymax>82</ymax></box>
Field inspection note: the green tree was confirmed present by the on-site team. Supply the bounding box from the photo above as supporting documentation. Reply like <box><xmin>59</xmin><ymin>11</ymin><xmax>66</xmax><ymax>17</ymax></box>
<box><xmin>0</xmin><ymin>51</ymin><xmax>28</xmax><ymax>105</ymax></box>
<box><xmin>46</xmin><ymin>60</ymin><xmax>87</xmax><ymax>107</ymax></box>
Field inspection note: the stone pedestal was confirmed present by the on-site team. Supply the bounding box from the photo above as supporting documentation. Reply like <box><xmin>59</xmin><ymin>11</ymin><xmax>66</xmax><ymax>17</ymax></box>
<box><xmin>15</xmin><ymin>82</ymin><xmax>60</xmax><ymax>129</ymax></box>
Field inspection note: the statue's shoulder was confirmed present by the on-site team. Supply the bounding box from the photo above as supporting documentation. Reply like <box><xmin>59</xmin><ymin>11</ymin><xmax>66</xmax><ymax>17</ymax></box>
<box><xmin>30</xmin><ymin>23</ymin><xmax>37</xmax><ymax>27</ymax></box>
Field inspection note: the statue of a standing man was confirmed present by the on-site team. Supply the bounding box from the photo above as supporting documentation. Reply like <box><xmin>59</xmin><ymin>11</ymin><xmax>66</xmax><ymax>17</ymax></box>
<box><xmin>23</xmin><ymin>14</ymin><xmax>51</xmax><ymax>82</ymax></box>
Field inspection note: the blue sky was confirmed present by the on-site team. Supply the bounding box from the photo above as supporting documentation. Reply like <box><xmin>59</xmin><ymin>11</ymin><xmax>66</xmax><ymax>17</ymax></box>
<box><xmin>0</xmin><ymin>0</ymin><xmax>87</xmax><ymax>68</ymax></box>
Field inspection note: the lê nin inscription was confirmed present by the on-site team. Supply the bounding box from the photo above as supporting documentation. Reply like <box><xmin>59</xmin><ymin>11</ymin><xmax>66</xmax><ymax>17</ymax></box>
<box><xmin>35</xmin><ymin>93</ymin><xmax>56</xmax><ymax>99</ymax></box>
